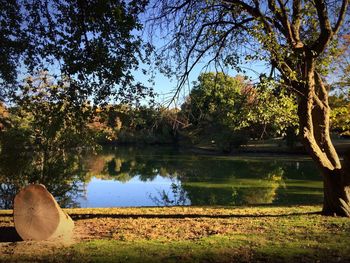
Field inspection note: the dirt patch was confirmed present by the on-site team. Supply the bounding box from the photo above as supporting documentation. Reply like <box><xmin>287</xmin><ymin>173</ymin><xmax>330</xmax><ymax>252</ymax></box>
<box><xmin>75</xmin><ymin>217</ymin><xmax>241</xmax><ymax>241</ymax></box>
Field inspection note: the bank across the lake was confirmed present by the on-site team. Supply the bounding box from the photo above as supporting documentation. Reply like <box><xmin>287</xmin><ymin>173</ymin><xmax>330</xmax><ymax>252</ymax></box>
<box><xmin>1</xmin><ymin>205</ymin><xmax>350</xmax><ymax>263</ymax></box>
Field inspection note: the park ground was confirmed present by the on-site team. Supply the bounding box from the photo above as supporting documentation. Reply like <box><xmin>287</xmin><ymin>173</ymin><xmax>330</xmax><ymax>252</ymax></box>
<box><xmin>0</xmin><ymin>205</ymin><xmax>350</xmax><ymax>262</ymax></box>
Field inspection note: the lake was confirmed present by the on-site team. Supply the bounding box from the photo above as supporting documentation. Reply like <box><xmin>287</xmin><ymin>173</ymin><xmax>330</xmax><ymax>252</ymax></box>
<box><xmin>0</xmin><ymin>146</ymin><xmax>323</xmax><ymax>209</ymax></box>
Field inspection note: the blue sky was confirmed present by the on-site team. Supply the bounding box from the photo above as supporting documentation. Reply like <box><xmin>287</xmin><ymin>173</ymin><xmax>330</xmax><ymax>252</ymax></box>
<box><xmin>133</xmin><ymin>58</ymin><xmax>270</xmax><ymax>107</ymax></box>
<box><xmin>134</xmin><ymin>5</ymin><xmax>272</xmax><ymax>107</ymax></box>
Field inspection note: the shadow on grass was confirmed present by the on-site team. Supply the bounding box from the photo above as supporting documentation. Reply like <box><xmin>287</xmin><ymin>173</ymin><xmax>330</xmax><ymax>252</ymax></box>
<box><xmin>0</xmin><ymin>227</ymin><xmax>22</xmax><ymax>242</ymax></box>
<box><xmin>70</xmin><ymin>211</ymin><xmax>320</xmax><ymax>221</ymax></box>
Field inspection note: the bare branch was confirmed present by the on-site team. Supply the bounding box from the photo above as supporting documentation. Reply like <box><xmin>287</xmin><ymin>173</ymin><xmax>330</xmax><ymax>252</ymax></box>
<box><xmin>265</xmin><ymin>0</ymin><xmax>291</xmax><ymax>40</ymax></box>
<box><xmin>333</xmin><ymin>0</ymin><xmax>349</xmax><ymax>35</ymax></box>
<box><xmin>167</xmin><ymin>22</ymin><xmax>244</xmax><ymax>107</ymax></box>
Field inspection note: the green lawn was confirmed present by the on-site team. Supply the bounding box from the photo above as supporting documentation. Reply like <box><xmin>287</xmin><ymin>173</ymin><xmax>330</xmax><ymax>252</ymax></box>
<box><xmin>1</xmin><ymin>206</ymin><xmax>350</xmax><ymax>262</ymax></box>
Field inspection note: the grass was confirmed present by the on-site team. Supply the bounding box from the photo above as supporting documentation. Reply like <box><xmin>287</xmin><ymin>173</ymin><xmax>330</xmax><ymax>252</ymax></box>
<box><xmin>1</xmin><ymin>205</ymin><xmax>350</xmax><ymax>262</ymax></box>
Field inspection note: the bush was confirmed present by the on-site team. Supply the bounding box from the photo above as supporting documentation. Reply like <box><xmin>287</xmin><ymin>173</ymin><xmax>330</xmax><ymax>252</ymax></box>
<box><xmin>340</xmin><ymin>130</ymin><xmax>350</xmax><ymax>138</ymax></box>
<box><xmin>215</xmin><ymin>131</ymin><xmax>248</xmax><ymax>153</ymax></box>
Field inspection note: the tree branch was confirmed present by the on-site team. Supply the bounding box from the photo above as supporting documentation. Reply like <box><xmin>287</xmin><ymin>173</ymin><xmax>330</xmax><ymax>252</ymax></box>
<box><xmin>273</xmin><ymin>0</ymin><xmax>295</xmax><ymax>45</ymax></box>
<box><xmin>314</xmin><ymin>71</ymin><xmax>342</xmax><ymax>169</ymax></box>
<box><xmin>266</xmin><ymin>0</ymin><xmax>292</xmax><ymax>42</ymax></box>
<box><xmin>312</xmin><ymin>0</ymin><xmax>333</xmax><ymax>55</ymax></box>
<box><xmin>169</xmin><ymin>21</ymin><xmax>248</xmax><ymax>106</ymax></box>
<box><xmin>333</xmin><ymin>0</ymin><xmax>349</xmax><ymax>35</ymax></box>
<box><xmin>291</xmin><ymin>0</ymin><xmax>303</xmax><ymax>47</ymax></box>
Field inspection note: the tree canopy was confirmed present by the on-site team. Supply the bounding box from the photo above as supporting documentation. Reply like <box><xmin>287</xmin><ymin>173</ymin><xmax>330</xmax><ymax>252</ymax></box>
<box><xmin>0</xmin><ymin>0</ymin><xmax>152</xmax><ymax>103</ymax></box>
<box><xmin>148</xmin><ymin>0</ymin><xmax>349</xmax><ymax>85</ymax></box>
<box><xmin>182</xmin><ymin>72</ymin><xmax>297</xmax><ymax>147</ymax></box>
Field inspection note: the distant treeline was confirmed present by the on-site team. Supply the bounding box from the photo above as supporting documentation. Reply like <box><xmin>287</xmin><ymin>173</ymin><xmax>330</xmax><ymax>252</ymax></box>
<box><xmin>0</xmin><ymin>72</ymin><xmax>349</xmax><ymax>153</ymax></box>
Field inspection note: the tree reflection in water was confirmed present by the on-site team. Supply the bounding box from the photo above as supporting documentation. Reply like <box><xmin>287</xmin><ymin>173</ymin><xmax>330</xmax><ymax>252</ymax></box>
<box><xmin>0</xmin><ymin>148</ymin><xmax>87</xmax><ymax>209</ymax></box>
<box><xmin>149</xmin><ymin>179</ymin><xmax>190</xmax><ymax>206</ymax></box>
<box><xmin>83</xmin><ymin>146</ymin><xmax>320</xmax><ymax>206</ymax></box>
<box><xmin>0</xmin><ymin>146</ymin><xmax>322</xmax><ymax>208</ymax></box>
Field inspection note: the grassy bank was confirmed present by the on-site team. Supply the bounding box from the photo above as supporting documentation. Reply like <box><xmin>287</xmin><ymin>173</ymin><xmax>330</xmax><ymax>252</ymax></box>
<box><xmin>194</xmin><ymin>137</ymin><xmax>350</xmax><ymax>155</ymax></box>
<box><xmin>1</xmin><ymin>206</ymin><xmax>350</xmax><ymax>262</ymax></box>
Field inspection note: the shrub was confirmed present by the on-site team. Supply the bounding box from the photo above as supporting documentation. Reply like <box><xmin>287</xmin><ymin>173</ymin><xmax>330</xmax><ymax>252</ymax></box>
<box><xmin>215</xmin><ymin>131</ymin><xmax>248</xmax><ymax>153</ymax></box>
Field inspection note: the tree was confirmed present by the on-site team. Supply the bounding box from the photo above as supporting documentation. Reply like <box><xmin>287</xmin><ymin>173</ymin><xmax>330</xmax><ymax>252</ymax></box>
<box><xmin>183</xmin><ymin>73</ymin><xmax>248</xmax><ymax>130</ymax></box>
<box><xmin>0</xmin><ymin>0</ymin><xmax>154</xmax><ymax>203</ymax></box>
<box><xmin>0</xmin><ymin>0</ymin><xmax>26</xmax><ymax>96</ymax></box>
<box><xmin>8</xmin><ymin>72</ymin><xmax>94</xmax><ymax>182</ymax></box>
<box><xmin>249</xmin><ymin>79</ymin><xmax>298</xmax><ymax>140</ymax></box>
<box><xmin>148</xmin><ymin>0</ymin><xmax>350</xmax><ymax>216</ymax></box>
<box><xmin>182</xmin><ymin>72</ymin><xmax>297</xmax><ymax>150</ymax></box>
<box><xmin>0</xmin><ymin>0</ymin><xmax>153</xmax><ymax>104</ymax></box>
<box><xmin>181</xmin><ymin>72</ymin><xmax>251</xmax><ymax>150</ymax></box>
<box><xmin>0</xmin><ymin>72</ymin><xmax>92</xmax><ymax>208</ymax></box>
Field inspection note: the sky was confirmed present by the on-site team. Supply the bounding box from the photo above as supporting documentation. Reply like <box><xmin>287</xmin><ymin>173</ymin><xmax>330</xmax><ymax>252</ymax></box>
<box><xmin>133</xmin><ymin>8</ymin><xmax>271</xmax><ymax>107</ymax></box>
<box><xmin>132</xmin><ymin>54</ymin><xmax>269</xmax><ymax>107</ymax></box>
<box><xmin>137</xmin><ymin>63</ymin><xmax>270</xmax><ymax>107</ymax></box>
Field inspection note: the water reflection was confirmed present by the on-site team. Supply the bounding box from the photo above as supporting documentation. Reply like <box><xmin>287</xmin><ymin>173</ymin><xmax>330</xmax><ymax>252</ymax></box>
<box><xmin>82</xmin><ymin>146</ymin><xmax>322</xmax><ymax>207</ymax></box>
<box><xmin>0</xmin><ymin>147</ymin><xmax>87</xmax><ymax>209</ymax></box>
<box><xmin>183</xmin><ymin>168</ymin><xmax>285</xmax><ymax>206</ymax></box>
<box><xmin>148</xmin><ymin>179</ymin><xmax>190</xmax><ymax>206</ymax></box>
<box><xmin>0</xmin><ymin>146</ymin><xmax>323</xmax><ymax>209</ymax></box>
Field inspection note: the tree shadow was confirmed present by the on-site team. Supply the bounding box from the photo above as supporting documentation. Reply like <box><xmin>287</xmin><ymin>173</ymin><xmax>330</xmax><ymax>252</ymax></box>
<box><xmin>70</xmin><ymin>211</ymin><xmax>320</xmax><ymax>221</ymax></box>
<box><xmin>0</xmin><ymin>227</ymin><xmax>22</xmax><ymax>242</ymax></box>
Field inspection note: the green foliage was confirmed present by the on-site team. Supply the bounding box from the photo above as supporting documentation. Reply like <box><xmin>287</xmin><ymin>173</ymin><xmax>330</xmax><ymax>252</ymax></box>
<box><xmin>13</xmin><ymin>72</ymin><xmax>95</xmax><ymax>151</ymax></box>
<box><xmin>184</xmin><ymin>72</ymin><xmax>245</xmax><ymax>130</ymax></box>
<box><xmin>249</xmin><ymin>78</ymin><xmax>299</xmax><ymax>138</ymax></box>
<box><xmin>181</xmin><ymin>72</ymin><xmax>251</xmax><ymax>149</ymax></box>
<box><xmin>0</xmin><ymin>0</ymin><xmax>152</xmax><ymax>103</ymax></box>
<box><xmin>329</xmin><ymin>94</ymin><xmax>350</xmax><ymax>135</ymax></box>
<box><xmin>89</xmin><ymin>105</ymin><xmax>180</xmax><ymax>145</ymax></box>
<box><xmin>181</xmin><ymin>72</ymin><xmax>298</xmax><ymax>150</ymax></box>
<box><xmin>0</xmin><ymin>1</ymin><xmax>25</xmax><ymax>94</ymax></box>
<box><xmin>0</xmin><ymin>72</ymin><xmax>95</xmax><ymax>208</ymax></box>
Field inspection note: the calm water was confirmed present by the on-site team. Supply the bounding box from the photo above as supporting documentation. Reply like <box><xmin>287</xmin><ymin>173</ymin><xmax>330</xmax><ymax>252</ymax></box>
<box><xmin>0</xmin><ymin>146</ymin><xmax>323</xmax><ymax>209</ymax></box>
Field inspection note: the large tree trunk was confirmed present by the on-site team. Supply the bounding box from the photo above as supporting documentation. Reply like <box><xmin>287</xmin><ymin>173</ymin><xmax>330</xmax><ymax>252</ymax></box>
<box><xmin>322</xmin><ymin>168</ymin><xmax>350</xmax><ymax>216</ymax></box>
<box><xmin>296</xmin><ymin>56</ymin><xmax>350</xmax><ymax>217</ymax></box>
<box><xmin>294</xmin><ymin>55</ymin><xmax>350</xmax><ymax>216</ymax></box>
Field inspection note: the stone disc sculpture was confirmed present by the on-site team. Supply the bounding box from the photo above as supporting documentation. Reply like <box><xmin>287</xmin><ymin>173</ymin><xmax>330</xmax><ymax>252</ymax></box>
<box><xmin>13</xmin><ymin>184</ymin><xmax>74</xmax><ymax>241</ymax></box>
